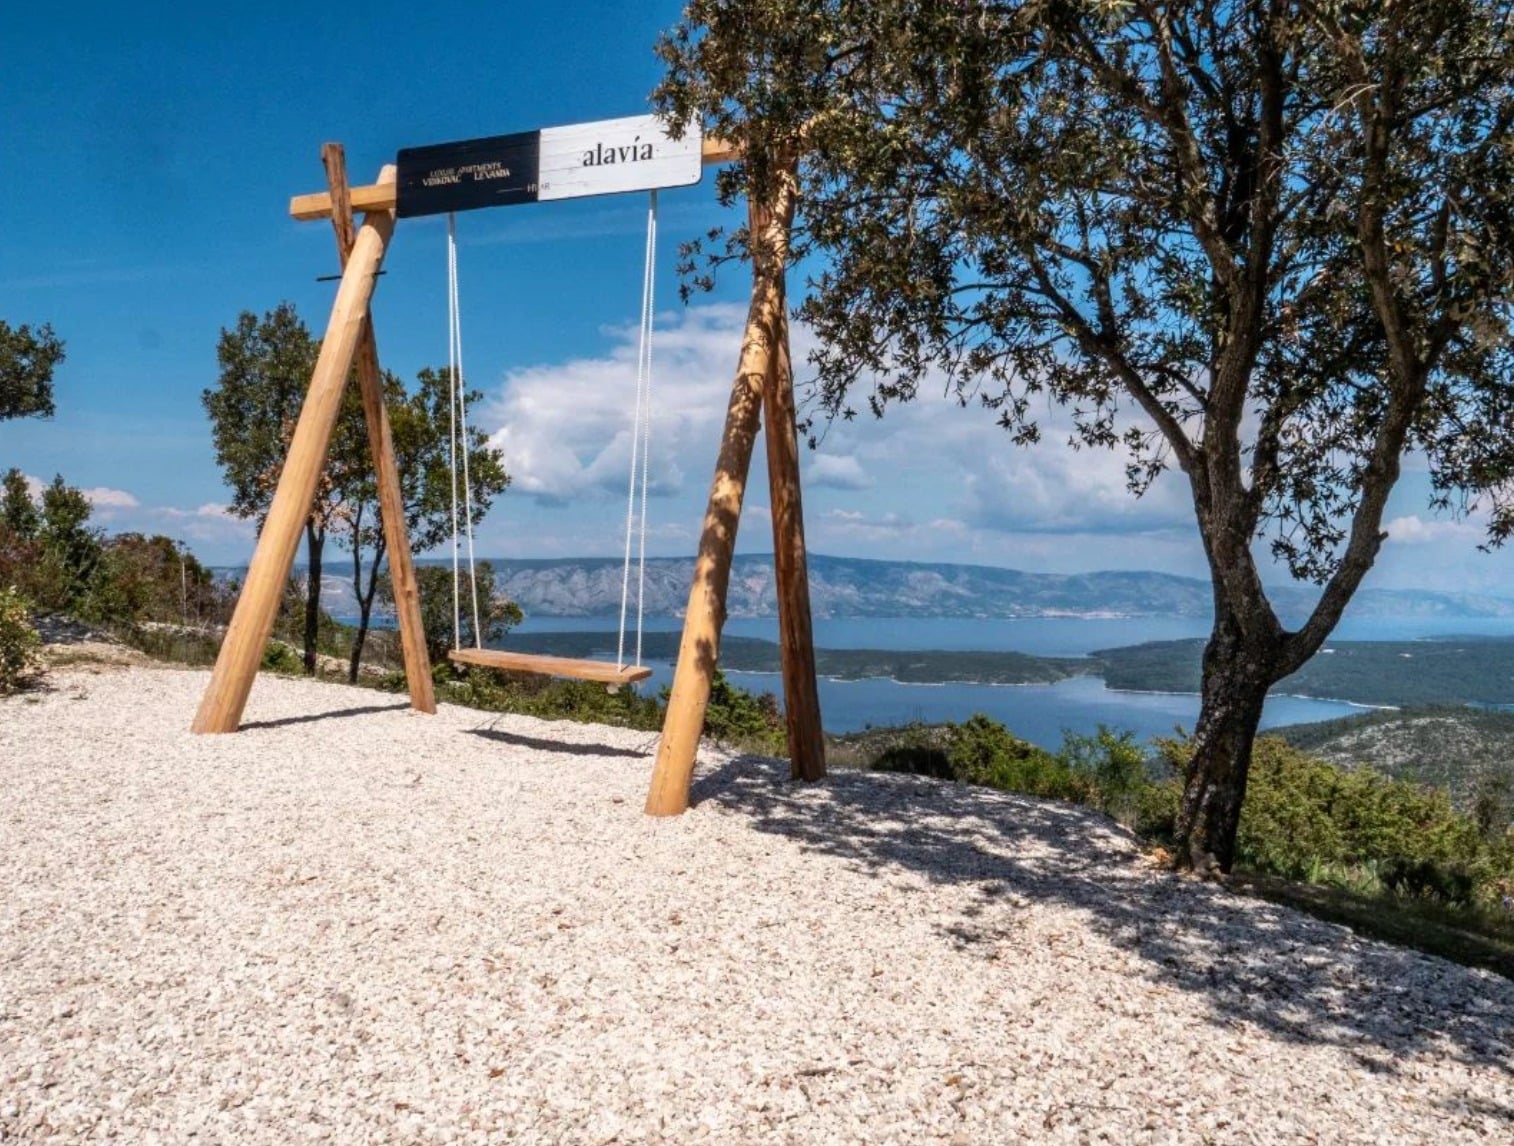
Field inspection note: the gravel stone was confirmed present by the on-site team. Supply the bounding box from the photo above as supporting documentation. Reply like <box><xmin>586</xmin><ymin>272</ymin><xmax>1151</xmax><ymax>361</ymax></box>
<box><xmin>2</xmin><ymin>665</ymin><xmax>1511</xmax><ymax>1143</ymax></box>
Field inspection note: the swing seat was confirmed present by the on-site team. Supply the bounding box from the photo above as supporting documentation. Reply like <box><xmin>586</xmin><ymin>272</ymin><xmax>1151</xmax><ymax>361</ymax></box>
<box><xmin>447</xmin><ymin>647</ymin><xmax>653</xmax><ymax>686</ymax></box>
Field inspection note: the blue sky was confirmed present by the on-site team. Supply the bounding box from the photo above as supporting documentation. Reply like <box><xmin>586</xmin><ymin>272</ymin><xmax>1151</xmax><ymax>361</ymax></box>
<box><xmin>1</xmin><ymin>1</ymin><xmax>1508</xmax><ymax>598</ymax></box>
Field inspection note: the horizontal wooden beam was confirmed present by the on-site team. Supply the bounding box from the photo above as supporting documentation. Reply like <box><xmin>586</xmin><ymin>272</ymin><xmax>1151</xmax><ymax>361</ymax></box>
<box><xmin>290</xmin><ymin>135</ymin><xmax>742</xmax><ymax>221</ymax></box>
<box><xmin>447</xmin><ymin>647</ymin><xmax>653</xmax><ymax>686</ymax></box>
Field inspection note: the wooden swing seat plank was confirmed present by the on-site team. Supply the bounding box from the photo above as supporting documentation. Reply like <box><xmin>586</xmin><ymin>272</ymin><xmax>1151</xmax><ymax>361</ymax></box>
<box><xmin>447</xmin><ymin>647</ymin><xmax>653</xmax><ymax>685</ymax></box>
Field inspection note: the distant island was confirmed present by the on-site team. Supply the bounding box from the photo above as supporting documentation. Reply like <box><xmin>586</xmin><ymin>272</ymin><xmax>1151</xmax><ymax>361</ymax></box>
<box><xmin>479</xmin><ymin>629</ymin><xmax>1514</xmax><ymax>709</ymax></box>
<box><xmin>305</xmin><ymin>553</ymin><xmax>1514</xmax><ymax>624</ymax></box>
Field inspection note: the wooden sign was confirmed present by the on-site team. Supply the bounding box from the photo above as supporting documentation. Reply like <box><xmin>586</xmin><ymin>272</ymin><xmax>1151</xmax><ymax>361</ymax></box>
<box><xmin>537</xmin><ymin>114</ymin><xmax>702</xmax><ymax>202</ymax></box>
<box><xmin>396</xmin><ymin>115</ymin><xmax>702</xmax><ymax>218</ymax></box>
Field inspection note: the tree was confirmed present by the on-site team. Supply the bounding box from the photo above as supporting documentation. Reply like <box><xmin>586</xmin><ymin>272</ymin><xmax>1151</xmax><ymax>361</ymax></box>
<box><xmin>333</xmin><ymin>366</ymin><xmax>510</xmax><ymax>681</ymax></box>
<box><xmin>656</xmin><ymin>0</ymin><xmax>1514</xmax><ymax>871</ymax></box>
<box><xmin>37</xmin><ymin>476</ymin><xmax>102</xmax><ymax>609</ymax></box>
<box><xmin>396</xmin><ymin>561</ymin><xmax>523</xmax><ymax>667</ymax></box>
<box><xmin>203</xmin><ymin>303</ymin><xmax>369</xmax><ymax>674</ymax></box>
<box><xmin>88</xmin><ymin>533</ymin><xmax>225</xmax><ymax>628</ymax></box>
<box><xmin>0</xmin><ymin>321</ymin><xmax>65</xmax><ymax>421</ymax></box>
<box><xmin>2</xmin><ymin>468</ymin><xmax>39</xmax><ymax>540</ymax></box>
<box><xmin>0</xmin><ymin>472</ymin><xmax>103</xmax><ymax>612</ymax></box>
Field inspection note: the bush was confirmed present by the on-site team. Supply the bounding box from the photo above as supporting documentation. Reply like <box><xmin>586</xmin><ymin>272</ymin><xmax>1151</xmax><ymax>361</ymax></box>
<box><xmin>701</xmin><ymin>671</ymin><xmax>784</xmax><ymax>749</ymax></box>
<box><xmin>1061</xmin><ymin>726</ymin><xmax>1154</xmax><ymax>824</ymax></box>
<box><xmin>0</xmin><ymin>587</ymin><xmax>43</xmax><ymax>692</ymax></box>
<box><xmin>261</xmin><ymin>641</ymin><xmax>304</xmax><ymax>674</ymax></box>
<box><xmin>947</xmin><ymin>714</ymin><xmax>1093</xmax><ymax>801</ymax></box>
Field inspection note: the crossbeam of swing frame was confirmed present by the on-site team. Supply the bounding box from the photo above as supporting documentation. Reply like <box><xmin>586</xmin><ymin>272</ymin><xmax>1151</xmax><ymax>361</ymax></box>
<box><xmin>289</xmin><ymin>137</ymin><xmax>742</xmax><ymax>221</ymax></box>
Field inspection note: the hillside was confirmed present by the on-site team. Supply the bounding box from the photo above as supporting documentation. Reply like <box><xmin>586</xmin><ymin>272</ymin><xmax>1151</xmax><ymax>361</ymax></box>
<box><xmin>1097</xmin><ymin>636</ymin><xmax>1514</xmax><ymax>707</ymax></box>
<box><xmin>1270</xmin><ymin>706</ymin><xmax>1514</xmax><ymax>812</ymax></box>
<box><xmin>301</xmin><ymin>553</ymin><xmax>1514</xmax><ymax>622</ymax></box>
<box><xmin>4</xmin><ymin>666</ymin><xmax>1510</xmax><ymax>1142</ymax></box>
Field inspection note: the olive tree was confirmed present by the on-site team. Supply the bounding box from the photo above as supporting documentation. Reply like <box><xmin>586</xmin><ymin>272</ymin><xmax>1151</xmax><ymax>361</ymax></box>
<box><xmin>336</xmin><ymin>366</ymin><xmax>508</xmax><ymax>681</ymax></box>
<box><xmin>0</xmin><ymin>320</ymin><xmax>65</xmax><ymax>422</ymax></box>
<box><xmin>656</xmin><ymin>0</ymin><xmax>1514</xmax><ymax>870</ymax></box>
<box><xmin>203</xmin><ymin>303</ymin><xmax>369</xmax><ymax>674</ymax></box>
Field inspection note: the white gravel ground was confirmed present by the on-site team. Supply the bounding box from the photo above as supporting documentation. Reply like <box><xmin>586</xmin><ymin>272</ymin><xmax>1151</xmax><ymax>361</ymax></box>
<box><xmin>2</xmin><ymin>665</ymin><xmax>1511</xmax><ymax>1144</ymax></box>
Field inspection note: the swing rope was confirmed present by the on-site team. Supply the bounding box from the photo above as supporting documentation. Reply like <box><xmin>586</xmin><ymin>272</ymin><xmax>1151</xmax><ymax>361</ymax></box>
<box><xmin>447</xmin><ymin>213</ymin><xmax>483</xmax><ymax>649</ymax></box>
<box><xmin>617</xmin><ymin>190</ymin><xmax>657</xmax><ymax>671</ymax></box>
<box><xmin>445</xmin><ymin>193</ymin><xmax>659</xmax><ymax>672</ymax></box>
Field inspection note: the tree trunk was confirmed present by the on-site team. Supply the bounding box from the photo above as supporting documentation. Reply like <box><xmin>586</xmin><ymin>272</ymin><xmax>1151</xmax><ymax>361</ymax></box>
<box><xmin>303</xmin><ymin>521</ymin><xmax>324</xmax><ymax>676</ymax></box>
<box><xmin>1174</xmin><ymin>609</ymin><xmax>1278</xmax><ymax>873</ymax></box>
<box><xmin>348</xmin><ymin>538</ymin><xmax>386</xmax><ymax>684</ymax></box>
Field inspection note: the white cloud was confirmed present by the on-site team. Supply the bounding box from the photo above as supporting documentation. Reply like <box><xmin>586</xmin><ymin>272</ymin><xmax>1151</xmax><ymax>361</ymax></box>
<box><xmin>481</xmin><ymin>303</ymin><xmax>743</xmax><ymax>504</ymax></box>
<box><xmin>808</xmin><ymin>453</ymin><xmax>872</xmax><ymax>490</ymax></box>
<box><xmin>1382</xmin><ymin>514</ymin><xmax>1485</xmax><ymax>546</ymax></box>
<box><xmin>81</xmin><ymin>486</ymin><xmax>140</xmax><ymax>510</ymax></box>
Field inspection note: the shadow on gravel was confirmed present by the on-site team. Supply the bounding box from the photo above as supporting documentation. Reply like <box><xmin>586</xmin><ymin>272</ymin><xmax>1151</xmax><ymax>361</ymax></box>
<box><xmin>467</xmin><ymin>727</ymin><xmax>651</xmax><ymax>760</ymax></box>
<box><xmin>693</xmin><ymin>754</ymin><xmax>1514</xmax><ymax>1080</ymax></box>
<box><xmin>241</xmin><ymin>702</ymin><xmax>413</xmax><ymax>730</ymax></box>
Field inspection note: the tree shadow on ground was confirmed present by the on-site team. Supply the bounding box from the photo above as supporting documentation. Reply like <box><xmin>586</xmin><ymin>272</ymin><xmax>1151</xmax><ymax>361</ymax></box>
<box><xmin>466</xmin><ymin>727</ymin><xmax>651</xmax><ymax>760</ymax></box>
<box><xmin>692</xmin><ymin>754</ymin><xmax>1514</xmax><ymax>1084</ymax></box>
<box><xmin>241</xmin><ymin>702</ymin><xmax>412</xmax><ymax>730</ymax></box>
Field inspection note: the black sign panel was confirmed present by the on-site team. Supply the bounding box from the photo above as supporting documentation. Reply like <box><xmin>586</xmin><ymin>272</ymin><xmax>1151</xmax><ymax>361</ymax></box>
<box><xmin>396</xmin><ymin>130</ymin><xmax>542</xmax><ymax>218</ymax></box>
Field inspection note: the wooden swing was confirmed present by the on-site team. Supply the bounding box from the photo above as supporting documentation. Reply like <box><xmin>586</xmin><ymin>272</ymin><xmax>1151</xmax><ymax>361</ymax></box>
<box><xmin>191</xmin><ymin>113</ymin><xmax>824</xmax><ymax>819</ymax></box>
<box><xmin>440</xmin><ymin>206</ymin><xmax>655</xmax><ymax>688</ymax></box>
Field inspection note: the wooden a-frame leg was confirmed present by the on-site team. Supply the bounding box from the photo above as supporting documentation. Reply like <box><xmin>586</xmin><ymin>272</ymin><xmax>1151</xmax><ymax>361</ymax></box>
<box><xmin>645</xmin><ymin>175</ymin><xmax>799</xmax><ymax>815</ymax></box>
<box><xmin>763</xmin><ymin>304</ymin><xmax>825</xmax><ymax>781</ymax></box>
<box><xmin>191</xmin><ymin>168</ymin><xmax>398</xmax><ymax>734</ymax></box>
<box><xmin>322</xmin><ymin>146</ymin><xmax>435</xmax><ymax>714</ymax></box>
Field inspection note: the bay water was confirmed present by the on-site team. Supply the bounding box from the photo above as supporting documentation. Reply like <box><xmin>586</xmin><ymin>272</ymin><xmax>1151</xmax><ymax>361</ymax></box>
<box><xmin>489</xmin><ymin>613</ymin><xmax>1514</xmax><ymax>748</ymax></box>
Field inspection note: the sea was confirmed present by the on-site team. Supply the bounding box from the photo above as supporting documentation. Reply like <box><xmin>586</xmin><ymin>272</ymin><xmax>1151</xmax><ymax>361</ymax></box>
<box><xmin>475</xmin><ymin>613</ymin><xmax>1514</xmax><ymax>750</ymax></box>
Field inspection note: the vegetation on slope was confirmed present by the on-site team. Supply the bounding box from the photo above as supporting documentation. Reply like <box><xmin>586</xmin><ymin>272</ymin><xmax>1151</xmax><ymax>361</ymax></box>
<box><xmin>838</xmin><ymin>716</ymin><xmax>1514</xmax><ymax>978</ymax></box>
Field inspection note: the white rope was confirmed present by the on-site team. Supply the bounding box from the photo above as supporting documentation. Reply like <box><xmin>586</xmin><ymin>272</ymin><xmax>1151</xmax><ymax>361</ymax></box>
<box><xmin>447</xmin><ymin>215</ymin><xmax>484</xmax><ymax>649</ymax></box>
<box><xmin>446</xmin><ymin>214</ymin><xmax>462</xmax><ymax>651</ymax></box>
<box><xmin>617</xmin><ymin>191</ymin><xmax>658</xmax><ymax>670</ymax></box>
<box><xmin>635</xmin><ymin>191</ymin><xmax>658</xmax><ymax>668</ymax></box>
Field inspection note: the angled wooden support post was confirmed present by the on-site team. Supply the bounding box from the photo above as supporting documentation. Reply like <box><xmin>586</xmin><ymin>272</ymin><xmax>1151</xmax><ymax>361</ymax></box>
<box><xmin>645</xmin><ymin>163</ymin><xmax>803</xmax><ymax>816</ymax></box>
<box><xmin>763</xmin><ymin>304</ymin><xmax>825</xmax><ymax>781</ymax></box>
<box><xmin>191</xmin><ymin>166</ymin><xmax>398</xmax><ymax>734</ymax></box>
<box><xmin>321</xmin><ymin>145</ymin><xmax>435</xmax><ymax>715</ymax></box>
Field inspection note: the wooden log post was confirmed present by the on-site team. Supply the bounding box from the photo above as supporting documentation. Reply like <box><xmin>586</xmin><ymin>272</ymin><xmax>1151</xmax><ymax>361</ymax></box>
<box><xmin>321</xmin><ymin>147</ymin><xmax>436</xmax><ymax>715</ymax></box>
<box><xmin>645</xmin><ymin>165</ymin><xmax>800</xmax><ymax>816</ymax></box>
<box><xmin>763</xmin><ymin>304</ymin><xmax>825</xmax><ymax>781</ymax></box>
<box><xmin>191</xmin><ymin>168</ymin><xmax>398</xmax><ymax>734</ymax></box>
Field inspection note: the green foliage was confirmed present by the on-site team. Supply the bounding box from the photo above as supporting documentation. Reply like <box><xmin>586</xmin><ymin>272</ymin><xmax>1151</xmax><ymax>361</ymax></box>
<box><xmin>865</xmin><ymin>714</ymin><xmax>1092</xmax><ymax>803</ymax></box>
<box><xmin>337</xmin><ymin>365</ymin><xmax>510</xmax><ymax>681</ymax></box>
<box><xmin>0</xmin><ymin>473</ymin><xmax>104</xmax><ymax>613</ymax></box>
<box><xmin>1158</xmin><ymin>735</ymin><xmax>1507</xmax><ymax>908</ymax></box>
<box><xmin>260</xmin><ymin>640</ymin><xmax>304</xmax><ymax>675</ymax></box>
<box><xmin>0</xmin><ymin>320</ymin><xmax>65</xmax><ymax>421</ymax></box>
<box><xmin>0</xmin><ymin>587</ymin><xmax>43</xmax><ymax>692</ymax></box>
<box><xmin>202</xmin><ymin>302</ymin><xmax>361</xmax><ymax>672</ymax></box>
<box><xmin>857</xmin><ymin>714</ymin><xmax>1512</xmax><ymax>912</ymax></box>
<box><xmin>2</xmin><ymin>469</ymin><xmax>40</xmax><ymax>538</ymax></box>
<box><xmin>1060</xmin><ymin>726</ymin><xmax>1152</xmax><ymax>824</ymax></box>
<box><xmin>435</xmin><ymin>664</ymin><xmax>665</xmax><ymax>733</ymax></box>
<box><xmin>202</xmin><ymin>303</ymin><xmax>324</xmax><ymax>523</ymax></box>
<box><xmin>405</xmin><ymin>562</ymin><xmax>524</xmax><ymax>666</ymax></box>
<box><xmin>657</xmin><ymin>0</ymin><xmax>1514</xmax><ymax>871</ymax></box>
<box><xmin>699</xmin><ymin>670</ymin><xmax>784</xmax><ymax>750</ymax></box>
<box><xmin>78</xmin><ymin>533</ymin><xmax>225</xmax><ymax>628</ymax></box>
<box><xmin>947</xmin><ymin>714</ymin><xmax>1092</xmax><ymax>802</ymax></box>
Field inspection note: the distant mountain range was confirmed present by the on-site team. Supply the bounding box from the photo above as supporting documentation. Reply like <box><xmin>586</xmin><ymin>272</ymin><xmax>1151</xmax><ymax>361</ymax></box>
<box><xmin>292</xmin><ymin>553</ymin><xmax>1514</xmax><ymax>623</ymax></box>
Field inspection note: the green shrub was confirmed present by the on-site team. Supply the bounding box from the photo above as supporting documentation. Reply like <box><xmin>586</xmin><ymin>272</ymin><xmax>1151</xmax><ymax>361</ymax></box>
<box><xmin>945</xmin><ymin>714</ymin><xmax>1094</xmax><ymax>801</ymax></box>
<box><xmin>0</xmin><ymin>587</ymin><xmax>43</xmax><ymax>692</ymax></box>
<box><xmin>260</xmin><ymin>641</ymin><xmax>303</xmax><ymax>674</ymax></box>
<box><xmin>1061</xmin><ymin>726</ymin><xmax>1154</xmax><ymax>824</ymax></box>
<box><xmin>695</xmin><ymin>671</ymin><xmax>785</xmax><ymax>751</ymax></box>
<box><xmin>874</xmin><ymin>741</ymin><xmax>954</xmax><ymax>779</ymax></box>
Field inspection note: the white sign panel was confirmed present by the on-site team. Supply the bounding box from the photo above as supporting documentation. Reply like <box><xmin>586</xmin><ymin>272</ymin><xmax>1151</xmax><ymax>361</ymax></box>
<box><xmin>537</xmin><ymin>114</ymin><xmax>703</xmax><ymax>203</ymax></box>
